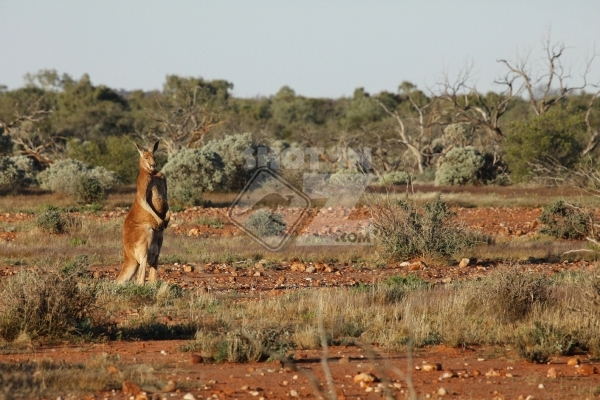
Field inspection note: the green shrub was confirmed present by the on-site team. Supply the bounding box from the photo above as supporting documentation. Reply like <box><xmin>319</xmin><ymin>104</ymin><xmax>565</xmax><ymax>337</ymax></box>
<box><xmin>202</xmin><ymin>133</ymin><xmax>254</xmax><ymax>190</ymax></box>
<box><xmin>0</xmin><ymin>264</ymin><xmax>97</xmax><ymax>340</ymax></box>
<box><xmin>505</xmin><ymin>107</ymin><xmax>586</xmax><ymax>182</ymax></box>
<box><xmin>74</xmin><ymin>176</ymin><xmax>105</xmax><ymax>205</ymax></box>
<box><xmin>35</xmin><ymin>207</ymin><xmax>81</xmax><ymax>234</ymax></box>
<box><xmin>538</xmin><ymin>200</ymin><xmax>593</xmax><ymax>240</ymax></box>
<box><xmin>484</xmin><ymin>268</ymin><xmax>551</xmax><ymax>323</ymax></box>
<box><xmin>379</xmin><ymin>171</ymin><xmax>411</xmax><ymax>186</ymax></box>
<box><xmin>244</xmin><ymin>210</ymin><xmax>287</xmax><ymax>237</ymax></box>
<box><xmin>0</xmin><ymin>156</ymin><xmax>37</xmax><ymax>191</ymax></box>
<box><xmin>372</xmin><ymin>194</ymin><xmax>480</xmax><ymax>261</ymax></box>
<box><xmin>37</xmin><ymin>159</ymin><xmax>117</xmax><ymax>196</ymax></box>
<box><xmin>162</xmin><ymin>147</ymin><xmax>225</xmax><ymax>206</ymax></box>
<box><xmin>67</xmin><ymin>136</ymin><xmax>141</xmax><ymax>184</ymax></box>
<box><xmin>435</xmin><ymin>146</ymin><xmax>484</xmax><ymax>186</ymax></box>
<box><xmin>515</xmin><ymin>322</ymin><xmax>576</xmax><ymax>363</ymax></box>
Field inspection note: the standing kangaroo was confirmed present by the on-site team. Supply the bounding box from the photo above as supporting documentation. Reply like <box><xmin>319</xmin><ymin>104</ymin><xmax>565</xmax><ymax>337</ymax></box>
<box><xmin>116</xmin><ymin>140</ymin><xmax>170</xmax><ymax>285</ymax></box>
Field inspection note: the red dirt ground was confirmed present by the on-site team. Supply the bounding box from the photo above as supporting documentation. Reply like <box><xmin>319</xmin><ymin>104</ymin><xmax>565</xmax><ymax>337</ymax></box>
<box><xmin>2</xmin><ymin>206</ymin><xmax>600</xmax><ymax>398</ymax></box>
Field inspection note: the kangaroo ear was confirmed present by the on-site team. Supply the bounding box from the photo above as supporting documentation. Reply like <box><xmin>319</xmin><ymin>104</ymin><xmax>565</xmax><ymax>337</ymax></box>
<box><xmin>152</xmin><ymin>140</ymin><xmax>160</xmax><ymax>153</ymax></box>
<box><xmin>134</xmin><ymin>142</ymin><xmax>144</xmax><ymax>156</ymax></box>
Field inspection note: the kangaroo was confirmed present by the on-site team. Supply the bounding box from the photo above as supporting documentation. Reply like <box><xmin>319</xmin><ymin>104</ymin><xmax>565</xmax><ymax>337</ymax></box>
<box><xmin>116</xmin><ymin>140</ymin><xmax>170</xmax><ymax>285</ymax></box>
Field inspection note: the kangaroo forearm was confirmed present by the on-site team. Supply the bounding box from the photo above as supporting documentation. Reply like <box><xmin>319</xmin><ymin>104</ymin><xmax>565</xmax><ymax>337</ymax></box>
<box><xmin>138</xmin><ymin>198</ymin><xmax>163</xmax><ymax>223</ymax></box>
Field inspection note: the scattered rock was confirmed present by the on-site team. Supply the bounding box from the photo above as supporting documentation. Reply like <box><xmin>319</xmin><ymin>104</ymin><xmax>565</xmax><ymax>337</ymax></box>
<box><xmin>188</xmin><ymin>228</ymin><xmax>199</xmax><ymax>236</ymax></box>
<box><xmin>472</xmin><ymin>370</ymin><xmax>481</xmax><ymax>376</ymax></box>
<box><xmin>440</xmin><ymin>370</ymin><xmax>457</xmax><ymax>379</ymax></box>
<box><xmin>290</xmin><ymin>262</ymin><xmax>306</xmax><ymax>272</ymax></box>
<box><xmin>458</xmin><ymin>258</ymin><xmax>474</xmax><ymax>268</ymax></box>
<box><xmin>399</xmin><ymin>261</ymin><xmax>411</xmax><ymax>267</ymax></box>
<box><xmin>547</xmin><ymin>367</ymin><xmax>562</xmax><ymax>378</ymax></box>
<box><xmin>182</xmin><ymin>394</ymin><xmax>196</xmax><ymax>400</ymax></box>
<box><xmin>190</xmin><ymin>354</ymin><xmax>203</xmax><ymax>364</ymax></box>
<box><xmin>253</xmin><ymin>271</ymin><xmax>262</xmax><ymax>277</ymax></box>
<box><xmin>353</xmin><ymin>372</ymin><xmax>377</xmax><ymax>384</ymax></box>
<box><xmin>485</xmin><ymin>368</ymin><xmax>501</xmax><ymax>377</ymax></box>
<box><xmin>538</xmin><ymin>383</ymin><xmax>544</xmax><ymax>389</ymax></box>
<box><xmin>437</xmin><ymin>387</ymin><xmax>448</xmax><ymax>396</ymax></box>
<box><xmin>409</xmin><ymin>260</ymin><xmax>427</xmax><ymax>271</ymax></box>
<box><xmin>422</xmin><ymin>363</ymin><xmax>442</xmax><ymax>372</ymax></box>
<box><xmin>576</xmin><ymin>364</ymin><xmax>598</xmax><ymax>376</ymax></box>
<box><xmin>338</xmin><ymin>356</ymin><xmax>350</xmax><ymax>364</ymax></box>
<box><xmin>122</xmin><ymin>381</ymin><xmax>142</xmax><ymax>396</ymax></box>
<box><xmin>567</xmin><ymin>357</ymin><xmax>580</xmax><ymax>366</ymax></box>
<box><xmin>289</xmin><ymin>389</ymin><xmax>299</xmax><ymax>397</ymax></box>
<box><xmin>93</xmin><ymin>271</ymin><xmax>101</xmax><ymax>279</ymax></box>
<box><xmin>305</xmin><ymin>266</ymin><xmax>316</xmax><ymax>273</ymax></box>
<box><xmin>134</xmin><ymin>393</ymin><xmax>148</xmax><ymax>400</ymax></box>
<box><xmin>106</xmin><ymin>365</ymin><xmax>119</xmax><ymax>375</ymax></box>
<box><xmin>183</xmin><ymin>265</ymin><xmax>194</xmax><ymax>273</ymax></box>
<box><xmin>163</xmin><ymin>379</ymin><xmax>176</xmax><ymax>392</ymax></box>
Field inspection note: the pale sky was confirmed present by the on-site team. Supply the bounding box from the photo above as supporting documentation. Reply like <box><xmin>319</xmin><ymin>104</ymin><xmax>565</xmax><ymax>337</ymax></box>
<box><xmin>1</xmin><ymin>1</ymin><xmax>599</xmax><ymax>98</ymax></box>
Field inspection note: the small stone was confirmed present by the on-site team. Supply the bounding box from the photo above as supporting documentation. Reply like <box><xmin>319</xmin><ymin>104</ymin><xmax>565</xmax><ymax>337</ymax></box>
<box><xmin>163</xmin><ymin>380</ymin><xmax>176</xmax><ymax>392</ymax></box>
<box><xmin>353</xmin><ymin>372</ymin><xmax>377</xmax><ymax>384</ymax></box>
<box><xmin>472</xmin><ymin>370</ymin><xmax>481</xmax><ymax>376</ymax></box>
<box><xmin>485</xmin><ymin>368</ymin><xmax>501</xmax><ymax>377</ymax></box>
<box><xmin>134</xmin><ymin>394</ymin><xmax>148</xmax><ymax>400</ymax></box>
<box><xmin>440</xmin><ymin>370</ymin><xmax>456</xmax><ymax>379</ymax></box>
<box><xmin>422</xmin><ymin>363</ymin><xmax>442</xmax><ymax>372</ymax></box>
<box><xmin>576</xmin><ymin>364</ymin><xmax>598</xmax><ymax>375</ymax></box>
<box><xmin>438</xmin><ymin>387</ymin><xmax>448</xmax><ymax>396</ymax></box>
<box><xmin>409</xmin><ymin>260</ymin><xmax>427</xmax><ymax>271</ymax></box>
<box><xmin>289</xmin><ymin>389</ymin><xmax>299</xmax><ymax>397</ymax></box>
<box><xmin>122</xmin><ymin>381</ymin><xmax>142</xmax><ymax>396</ymax></box>
<box><xmin>547</xmin><ymin>367</ymin><xmax>562</xmax><ymax>378</ymax></box>
<box><xmin>458</xmin><ymin>258</ymin><xmax>472</xmax><ymax>268</ymax></box>
<box><xmin>282</xmin><ymin>381</ymin><xmax>288</xmax><ymax>386</ymax></box>
<box><xmin>183</xmin><ymin>394</ymin><xmax>196</xmax><ymax>400</ymax></box>
<box><xmin>249</xmin><ymin>391</ymin><xmax>260</xmax><ymax>396</ymax></box>
<box><xmin>253</xmin><ymin>271</ymin><xmax>262</xmax><ymax>277</ymax></box>
<box><xmin>107</xmin><ymin>365</ymin><xmax>119</xmax><ymax>375</ymax></box>
<box><xmin>305</xmin><ymin>266</ymin><xmax>316</xmax><ymax>273</ymax></box>
<box><xmin>93</xmin><ymin>271</ymin><xmax>101</xmax><ymax>279</ymax></box>
<box><xmin>399</xmin><ymin>261</ymin><xmax>411</xmax><ymax>267</ymax></box>
<box><xmin>241</xmin><ymin>385</ymin><xmax>249</xmax><ymax>390</ymax></box>
<box><xmin>188</xmin><ymin>228</ymin><xmax>199</xmax><ymax>236</ymax></box>
<box><xmin>190</xmin><ymin>354</ymin><xmax>203</xmax><ymax>364</ymax></box>
<box><xmin>365</xmin><ymin>386</ymin><xmax>374</xmax><ymax>392</ymax></box>
<box><xmin>538</xmin><ymin>383</ymin><xmax>544</xmax><ymax>389</ymax></box>
<box><xmin>567</xmin><ymin>357</ymin><xmax>580</xmax><ymax>366</ymax></box>
<box><xmin>183</xmin><ymin>265</ymin><xmax>193</xmax><ymax>273</ymax></box>
<box><xmin>290</xmin><ymin>262</ymin><xmax>305</xmax><ymax>272</ymax></box>
<box><xmin>339</xmin><ymin>356</ymin><xmax>350</xmax><ymax>364</ymax></box>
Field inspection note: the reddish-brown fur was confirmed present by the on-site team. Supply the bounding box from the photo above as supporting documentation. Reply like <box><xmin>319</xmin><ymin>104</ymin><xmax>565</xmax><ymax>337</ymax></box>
<box><xmin>116</xmin><ymin>141</ymin><xmax>170</xmax><ymax>285</ymax></box>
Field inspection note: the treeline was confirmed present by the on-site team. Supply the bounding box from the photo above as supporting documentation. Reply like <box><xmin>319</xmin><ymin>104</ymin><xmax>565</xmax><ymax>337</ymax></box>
<box><xmin>1</xmin><ymin>43</ymin><xmax>600</xmax><ymax>202</ymax></box>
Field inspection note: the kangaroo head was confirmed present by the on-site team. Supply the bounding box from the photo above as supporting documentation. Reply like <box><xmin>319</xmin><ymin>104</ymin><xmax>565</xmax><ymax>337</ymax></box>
<box><xmin>135</xmin><ymin>140</ymin><xmax>159</xmax><ymax>174</ymax></box>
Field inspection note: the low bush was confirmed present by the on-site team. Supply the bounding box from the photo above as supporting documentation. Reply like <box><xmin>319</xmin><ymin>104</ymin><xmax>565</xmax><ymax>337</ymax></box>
<box><xmin>74</xmin><ymin>176</ymin><xmax>105</xmax><ymax>205</ymax></box>
<box><xmin>161</xmin><ymin>147</ymin><xmax>225</xmax><ymax>206</ymax></box>
<box><xmin>0</xmin><ymin>156</ymin><xmax>37</xmax><ymax>191</ymax></box>
<box><xmin>202</xmin><ymin>132</ymin><xmax>254</xmax><ymax>190</ymax></box>
<box><xmin>538</xmin><ymin>200</ymin><xmax>594</xmax><ymax>240</ymax></box>
<box><xmin>379</xmin><ymin>171</ymin><xmax>412</xmax><ymax>186</ymax></box>
<box><xmin>371</xmin><ymin>194</ymin><xmax>481</xmax><ymax>261</ymax></box>
<box><xmin>244</xmin><ymin>210</ymin><xmax>287</xmax><ymax>237</ymax></box>
<box><xmin>435</xmin><ymin>146</ymin><xmax>484</xmax><ymax>186</ymax></box>
<box><xmin>35</xmin><ymin>207</ymin><xmax>81</xmax><ymax>234</ymax></box>
<box><xmin>37</xmin><ymin>159</ymin><xmax>117</xmax><ymax>196</ymax></box>
<box><xmin>0</xmin><ymin>264</ymin><xmax>97</xmax><ymax>340</ymax></box>
<box><xmin>484</xmin><ymin>268</ymin><xmax>551</xmax><ymax>323</ymax></box>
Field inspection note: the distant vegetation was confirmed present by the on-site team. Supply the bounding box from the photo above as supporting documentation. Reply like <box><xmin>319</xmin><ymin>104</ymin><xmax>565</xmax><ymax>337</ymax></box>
<box><xmin>1</xmin><ymin>39</ymin><xmax>600</xmax><ymax>200</ymax></box>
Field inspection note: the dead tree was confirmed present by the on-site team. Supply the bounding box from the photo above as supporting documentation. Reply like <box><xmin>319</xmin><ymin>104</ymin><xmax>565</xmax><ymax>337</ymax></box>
<box><xmin>498</xmin><ymin>35</ymin><xmax>596</xmax><ymax>116</ymax></box>
<box><xmin>145</xmin><ymin>84</ymin><xmax>225</xmax><ymax>156</ymax></box>
<box><xmin>0</xmin><ymin>95</ymin><xmax>56</xmax><ymax>165</ymax></box>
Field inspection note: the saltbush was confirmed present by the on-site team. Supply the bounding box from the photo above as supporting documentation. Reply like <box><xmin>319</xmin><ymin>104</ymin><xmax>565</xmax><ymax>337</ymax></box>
<box><xmin>74</xmin><ymin>176</ymin><xmax>105</xmax><ymax>204</ymax></box>
<box><xmin>435</xmin><ymin>146</ymin><xmax>484</xmax><ymax>186</ymax></box>
<box><xmin>372</xmin><ymin>194</ymin><xmax>480</xmax><ymax>261</ymax></box>
<box><xmin>35</xmin><ymin>207</ymin><xmax>81</xmax><ymax>234</ymax></box>
<box><xmin>538</xmin><ymin>200</ymin><xmax>593</xmax><ymax>240</ymax></box>
<box><xmin>0</xmin><ymin>264</ymin><xmax>97</xmax><ymax>340</ymax></box>
<box><xmin>37</xmin><ymin>158</ymin><xmax>117</xmax><ymax>196</ymax></box>
<box><xmin>379</xmin><ymin>171</ymin><xmax>411</xmax><ymax>186</ymax></box>
<box><xmin>0</xmin><ymin>155</ymin><xmax>38</xmax><ymax>190</ymax></box>
<box><xmin>244</xmin><ymin>210</ymin><xmax>287</xmax><ymax>237</ymax></box>
<box><xmin>202</xmin><ymin>133</ymin><xmax>254</xmax><ymax>190</ymax></box>
<box><xmin>161</xmin><ymin>147</ymin><xmax>225</xmax><ymax>206</ymax></box>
